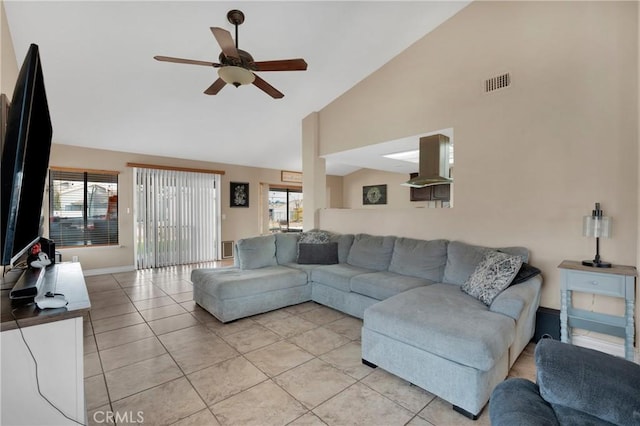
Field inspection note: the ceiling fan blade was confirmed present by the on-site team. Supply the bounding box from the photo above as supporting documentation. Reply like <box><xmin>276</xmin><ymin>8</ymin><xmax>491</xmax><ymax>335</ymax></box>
<box><xmin>252</xmin><ymin>74</ymin><xmax>284</xmax><ymax>99</ymax></box>
<box><xmin>204</xmin><ymin>78</ymin><xmax>226</xmax><ymax>95</ymax></box>
<box><xmin>254</xmin><ymin>59</ymin><xmax>308</xmax><ymax>72</ymax></box>
<box><xmin>211</xmin><ymin>27</ymin><xmax>239</xmax><ymax>59</ymax></box>
<box><xmin>154</xmin><ymin>55</ymin><xmax>220</xmax><ymax>67</ymax></box>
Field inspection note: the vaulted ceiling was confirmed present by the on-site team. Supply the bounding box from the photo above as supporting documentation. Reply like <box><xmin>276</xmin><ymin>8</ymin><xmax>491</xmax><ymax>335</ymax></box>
<box><xmin>4</xmin><ymin>1</ymin><xmax>469</xmax><ymax>174</ymax></box>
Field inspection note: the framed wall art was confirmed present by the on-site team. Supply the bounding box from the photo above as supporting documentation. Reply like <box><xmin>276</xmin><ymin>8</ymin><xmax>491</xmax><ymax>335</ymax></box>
<box><xmin>230</xmin><ymin>182</ymin><xmax>249</xmax><ymax>207</ymax></box>
<box><xmin>362</xmin><ymin>184</ymin><xmax>387</xmax><ymax>205</ymax></box>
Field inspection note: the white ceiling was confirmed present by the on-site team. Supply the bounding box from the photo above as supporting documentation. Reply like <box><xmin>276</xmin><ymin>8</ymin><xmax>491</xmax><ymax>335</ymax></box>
<box><xmin>4</xmin><ymin>1</ymin><xmax>469</xmax><ymax>175</ymax></box>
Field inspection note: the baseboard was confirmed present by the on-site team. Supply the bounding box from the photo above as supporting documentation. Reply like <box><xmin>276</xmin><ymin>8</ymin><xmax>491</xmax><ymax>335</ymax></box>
<box><xmin>571</xmin><ymin>334</ymin><xmax>625</xmax><ymax>358</ymax></box>
<box><xmin>83</xmin><ymin>265</ymin><xmax>136</xmax><ymax>276</ymax></box>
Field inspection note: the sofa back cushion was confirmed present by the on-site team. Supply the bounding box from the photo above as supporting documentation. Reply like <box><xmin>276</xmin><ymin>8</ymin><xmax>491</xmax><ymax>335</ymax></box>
<box><xmin>275</xmin><ymin>233</ymin><xmax>300</xmax><ymax>264</ymax></box>
<box><xmin>236</xmin><ymin>235</ymin><xmax>277</xmax><ymax>269</ymax></box>
<box><xmin>443</xmin><ymin>241</ymin><xmax>529</xmax><ymax>286</ymax></box>
<box><xmin>330</xmin><ymin>233</ymin><xmax>354</xmax><ymax>264</ymax></box>
<box><xmin>347</xmin><ymin>234</ymin><xmax>396</xmax><ymax>271</ymax></box>
<box><xmin>388</xmin><ymin>238</ymin><xmax>449</xmax><ymax>281</ymax></box>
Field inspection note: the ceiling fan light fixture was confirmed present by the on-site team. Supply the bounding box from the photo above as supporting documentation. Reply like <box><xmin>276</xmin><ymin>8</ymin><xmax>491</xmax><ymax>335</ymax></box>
<box><xmin>218</xmin><ymin>66</ymin><xmax>255</xmax><ymax>87</ymax></box>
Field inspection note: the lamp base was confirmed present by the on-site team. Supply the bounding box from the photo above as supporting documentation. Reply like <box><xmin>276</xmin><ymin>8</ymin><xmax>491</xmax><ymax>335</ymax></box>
<box><xmin>582</xmin><ymin>260</ymin><xmax>612</xmax><ymax>268</ymax></box>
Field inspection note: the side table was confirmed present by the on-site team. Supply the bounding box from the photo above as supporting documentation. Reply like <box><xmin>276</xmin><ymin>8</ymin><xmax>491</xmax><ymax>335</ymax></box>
<box><xmin>558</xmin><ymin>260</ymin><xmax>636</xmax><ymax>360</ymax></box>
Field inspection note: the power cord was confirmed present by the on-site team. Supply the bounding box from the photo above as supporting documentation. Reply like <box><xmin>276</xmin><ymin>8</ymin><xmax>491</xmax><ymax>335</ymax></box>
<box><xmin>10</xmin><ymin>308</ymin><xmax>85</xmax><ymax>426</ymax></box>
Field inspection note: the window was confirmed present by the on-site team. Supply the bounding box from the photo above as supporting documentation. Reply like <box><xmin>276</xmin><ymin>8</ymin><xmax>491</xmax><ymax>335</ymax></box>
<box><xmin>49</xmin><ymin>169</ymin><xmax>118</xmax><ymax>247</ymax></box>
<box><xmin>268</xmin><ymin>187</ymin><xmax>302</xmax><ymax>233</ymax></box>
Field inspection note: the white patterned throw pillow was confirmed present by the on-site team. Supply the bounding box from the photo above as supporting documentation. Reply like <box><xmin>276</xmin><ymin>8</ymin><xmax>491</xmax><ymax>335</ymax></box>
<box><xmin>462</xmin><ymin>250</ymin><xmax>523</xmax><ymax>305</ymax></box>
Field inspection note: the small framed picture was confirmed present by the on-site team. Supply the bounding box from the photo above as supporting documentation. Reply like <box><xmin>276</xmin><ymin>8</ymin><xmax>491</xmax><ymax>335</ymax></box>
<box><xmin>362</xmin><ymin>184</ymin><xmax>387</xmax><ymax>205</ymax></box>
<box><xmin>230</xmin><ymin>182</ymin><xmax>249</xmax><ymax>207</ymax></box>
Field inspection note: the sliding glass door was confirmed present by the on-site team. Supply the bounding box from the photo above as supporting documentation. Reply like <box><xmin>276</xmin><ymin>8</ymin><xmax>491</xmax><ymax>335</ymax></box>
<box><xmin>134</xmin><ymin>167</ymin><xmax>220</xmax><ymax>268</ymax></box>
<box><xmin>268</xmin><ymin>187</ymin><xmax>303</xmax><ymax>233</ymax></box>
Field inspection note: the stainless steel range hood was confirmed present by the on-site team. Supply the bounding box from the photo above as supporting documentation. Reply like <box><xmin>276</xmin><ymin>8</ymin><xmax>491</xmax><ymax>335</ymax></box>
<box><xmin>401</xmin><ymin>134</ymin><xmax>452</xmax><ymax>188</ymax></box>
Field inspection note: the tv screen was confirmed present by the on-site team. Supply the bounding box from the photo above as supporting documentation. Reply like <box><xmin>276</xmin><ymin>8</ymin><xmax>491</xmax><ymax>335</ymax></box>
<box><xmin>1</xmin><ymin>44</ymin><xmax>53</xmax><ymax>266</ymax></box>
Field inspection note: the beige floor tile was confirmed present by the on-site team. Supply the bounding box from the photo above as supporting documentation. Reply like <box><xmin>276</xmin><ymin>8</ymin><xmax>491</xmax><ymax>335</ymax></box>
<box><xmin>171</xmin><ymin>408</ymin><xmax>220</xmax><ymax>426</ymax></box>
<box><xmin>92</xmin><ymin>312</ymin><xmax>145</xmax><ymax>334</ymax></box>
<box><xmin>205</xmin><ymin>317</ymin><xmax>255</xmax><ymax>336</ymax></box>
<box><xmin>90</xmin><ymin>290</ymin><xmax>131</xmax><ymax>310</ymax></box>
<box><xmin>262</xmin><ymin>315</ymin><xmax>318</xmax><ymax>338</ymax></box>
<box><xmin>406</xmin><ymin>415</ymin><xmax>434</xmax><ymax>426</ymax></box>
<box><xmin>418</xmin><ymin>397</ymin><xmax>490</xmax><ymax>426</ymax></box>
<box><xmin>188</xmin><ymin>356</ymin><xmax>267</xmax><ymax>406</ymax></box>
<box><xmin>85</xmin><ymin>274</ymin><xmax>119</xmax><ymax>285</ymax></box>
<box><xmin>323</xmin><ymin>316</ymin><xmax>363</xmax><ymax>341</ymax></box>
<box><xmin>133</xmin><ymin>295</ymin><xmax>177</xmax><ymax>311</ymax></box>
<box><xmin>158</xmin><ymin>325</ymin><xmax>216</xmax><ymax>352</ymax></box>
<box><xmin>124</xmin><ymin>284</ymin><xmax>168</xmax><ymax>301</ymax></box>
<box><xmin>95</xmin><ymin>323</ymin><xmax>154</xmax><ymax>350</ymax></box>
<box><xmin>289</xmin><ymin>327</ymin><xmax>350</xmax><ymax>356</ymax></box>
<box><xmin>148</xmin><ymin>312</ymin><xmax>200</xmax><ymax>335</ymax></box>
<box><xmin>288</xmin><ymin>412</ymin><xmax>327</xmax><ymax>426</ymax></box>
<box><xmin>170</xmin><ymin>291</ymin><xmax>193</xmax><ymax>303</ymax></box>
<box><xmin>85</xmin><ymin>333</ymin><xmax>97</xmax><ymax>354</ymax></box>
<box><xmin>210</xmin><ymin>380</ymin><xmax>306</xmax><ymax>426</ymax></box>
<box><xmin>100</xmin><ymin>336</ymin><xmax>167</xmax><ymax>372</ymax></box>
<box><xmin>86</xmin><ymin>280</ymin><xmax>122</xmax><ymax>294</ymax></box>
<box><xmin>84</xmin><ymin>351</ymin><xmax>103</xmax><ymax>378</ymax></box>
<box><xmin>222</xmin><ymin>324</ymin><xmax>281</xmax><ymax>353</ymax></box>
<box><xmin>154</xmin><ymin>280</ymin><xmax>193</xmax><ymax>295</ymax></box>
<box><xmin>169</xmin><ymin>335</ymin><xmax>238</xmax><ymax>374</ymax></box>
<box><xmin>190</xmin><ymin>307</ymin><xmax>221</xmax><ymax>324</ymax></box>
<box><xmin>313</xmin><ymin>382</ymin><xmax>414</xmax><ymax>426</ymax></box>
<box><xmin>180</xmin><ymin>300</ymin><xmax>197</xmax><ymax>312</ymax></box>
<box><xmin>361</xmin><ymin>368</ymin><xmax>435</xmax><ymax>413</ymax></box>
<box><xmin>319</xmin><ymin>341</ymin><xmax>374</xmax><ymax>380</ymax></box>
<box><xmin>85</xmin><ymin>374</ymin><xmax>110</xmax><ymax>410</ymax></box>
<box><xmin>298</xmin><ymin>305</ymin><xmax>346</xmax><ymax>325</ymax></box>
<box><xmin>84</xmin><ymin>320</ymin><xmax>94</xmax><ymax>337</ymax></box>
<box><xmin>244</xmin><ymin>340</ymin><xmax>314</xmax><ymax>377</ymax></box>
<box><xmin>275</xmin><ymin>358</ymin><xmax>356</xmax><ymax>409</ymax></box>
<box><xmin>283</xmin><ymin>301</ymin><xmax>320</xmax><ymax>315</ymax></box>
<box><xmin>139</xmin><ymin>303</ymin><xmax>187</xmax><ymax>322</ymax></box>
<box><xmin>251</xmin><ymin>309</ymin><xmax>292</xmax><ymax>325</ymax></box>
<box><xmin>111</xmin><ymin>377</ymin><xmax>206</xmax><ymax>425</ymax></box>
<box><xmin>105</xmin><ymin>354</ymin><xmax>182</xmax><ymax>402</ymax></box>
<box><xmin>508</xmin><ymin>353</ymin><xmax>536</xmax><ymax>382</ymax></box>
<box><xmin>115</xmin><ymin>277</ymin><xmax>152</xmax><ymax>288</ymax></box>
<box><xmin>89</xmin><ymin>302</ymin><xmax>137</xmax><ymax>321</ymax></box>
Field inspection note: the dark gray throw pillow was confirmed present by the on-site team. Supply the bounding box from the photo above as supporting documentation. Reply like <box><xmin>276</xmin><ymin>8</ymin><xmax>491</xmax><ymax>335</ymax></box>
<box><xmin>297</xmin><ymin>242</ymin><xmax>339</xmax><ymax>265</ymax></box>
<box><xmin>511</xmin><ymin>263</ymin><xmax>542</xmax><ymax>285</ymax></box>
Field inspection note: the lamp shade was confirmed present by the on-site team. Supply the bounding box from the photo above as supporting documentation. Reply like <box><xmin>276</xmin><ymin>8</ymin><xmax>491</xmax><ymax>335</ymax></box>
<box><xmin>218</xmin><ymin>66</ymin><xmax>255</xmax><ymax>87</ymax></box>
<box><xmin>583</xmin><ymin>215</ymin><xmax>611</xmax><ymax>238</ymax></box>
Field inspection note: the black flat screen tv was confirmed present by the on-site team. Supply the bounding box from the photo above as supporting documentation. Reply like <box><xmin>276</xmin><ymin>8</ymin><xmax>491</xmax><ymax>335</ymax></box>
<box><xmin>1</xmin><ymin>43</ymin><xmax>53</xmax><ymax>266</ymax></box>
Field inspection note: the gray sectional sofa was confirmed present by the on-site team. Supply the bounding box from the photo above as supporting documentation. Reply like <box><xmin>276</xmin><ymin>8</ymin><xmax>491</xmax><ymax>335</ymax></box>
<box><xmin>191</xmin><ymin>231</ymin><xmax>543</xmax><ymax>419</ymax></box>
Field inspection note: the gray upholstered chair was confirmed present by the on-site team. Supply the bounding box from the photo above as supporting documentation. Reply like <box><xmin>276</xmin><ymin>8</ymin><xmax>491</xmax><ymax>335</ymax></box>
<box><xmin>490</xmin><ymin>338</ymin><xmax>640</xmax><ymax>426</ymax></box>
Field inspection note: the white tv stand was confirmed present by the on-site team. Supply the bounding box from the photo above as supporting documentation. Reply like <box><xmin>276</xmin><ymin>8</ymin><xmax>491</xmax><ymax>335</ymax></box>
<box><xmin>1</xmin><ymin>263</ymin><xmax>90</xmax><ymax>425</ymax></box>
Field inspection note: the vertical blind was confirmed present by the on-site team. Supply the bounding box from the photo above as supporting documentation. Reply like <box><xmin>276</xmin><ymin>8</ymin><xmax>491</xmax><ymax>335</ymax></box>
<box><xmin>134</xmin><ymin>167</ymin><xmax>220</xmax><ymax>269</ymax></box>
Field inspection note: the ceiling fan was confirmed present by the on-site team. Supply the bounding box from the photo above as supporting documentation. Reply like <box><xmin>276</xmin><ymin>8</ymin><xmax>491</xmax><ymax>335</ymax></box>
<box><xmin>154</xmin><ymin>9</ymin><xmax>307</xmax><ymax>99</ymax></box>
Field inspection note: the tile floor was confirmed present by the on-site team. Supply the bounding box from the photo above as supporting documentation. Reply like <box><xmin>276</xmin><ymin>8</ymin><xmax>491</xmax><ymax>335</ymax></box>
<box><xmin>83</xmin><ymin>262</ymin><xmax>537</xmax><ymax>426</ymax></box>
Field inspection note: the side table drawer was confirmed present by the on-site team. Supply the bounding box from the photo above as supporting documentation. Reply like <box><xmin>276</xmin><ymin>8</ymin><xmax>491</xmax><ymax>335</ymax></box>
<box><xmin>565</xmin><ymin>270</ymin><xmax>626</xmax><ymax>297</ymax></box>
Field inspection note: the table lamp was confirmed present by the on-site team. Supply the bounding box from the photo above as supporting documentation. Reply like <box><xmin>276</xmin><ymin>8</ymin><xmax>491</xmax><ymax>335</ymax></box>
<box><xmin>582</xmin><ymin>202</ymin><xmax>612</xmax><ymax>268</ymax></box>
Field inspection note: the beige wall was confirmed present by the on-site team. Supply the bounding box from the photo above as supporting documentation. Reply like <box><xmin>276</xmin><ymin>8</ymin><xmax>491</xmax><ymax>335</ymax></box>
<box><xmin>1</xmin><ymin>0</ymin><xmax>18</xmax><ymax>97</ymax></box>
<box><xmin>306</xmin><ymin>1</ymin><xmax>639</xmax><ymax>340</ymax></box>
<box><xmin>48</xmin><ymin>144</ymin><xmax>295</xmax><ymax>271</ymax></box>
<box><xmin>325</xmin><ymin>175</ymin><xmax>344</xmax><ymax>209</ymax></box>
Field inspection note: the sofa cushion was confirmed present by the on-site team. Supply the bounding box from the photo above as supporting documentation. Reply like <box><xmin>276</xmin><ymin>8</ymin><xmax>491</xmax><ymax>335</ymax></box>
<box><xmin>236</xmin><ymin>235</ymin><xmax>277</xmax><ymax>269</ymax></box>
<box><xmin>350</xmin><ymin>271</ymin><xmax>433</xmax><ymax>301</ymax></box>
<box><xmin>297</xmin><ymin>242</ymin><xmax>338</xmax><ymax>265</ymax></box>
<box><xmin>462</xmin><ymin>251</ymin><xmax>523</xmax><ymax>305</ymax></box>
<box><xmin>329</xmin><ymin>233</ymin><xmax>354</xmax><ymax>264</ymax></box>
<box><xmin>536</xmin><ymin>339</ymin><xmax>640</xmax><ymax>426</ymax></box>
<box><xmin>311</xmin><ymin>263</ymin><xmax>373</xmax><ymax>292</ymax></box>
<box><xmin>443</xmin><ymin>241</ymin><xmax>529</xmax><ymax>285</ymax></box>
<box><xmin>191</xmin><ymin>265</ymin><xmax>308</xmax><ymax>299</ymax></box>
<box><xmin>388</xmin><ymin>238</ymin><xmax>448</xmax><ymax>281</ymax></box>
<box><xmin>347</xmin><ymin>234</ymin><xmax>396</xmax><ymax>271</ymax></box>
<box><xmin>363</xmin><ymin>284</ymin><xmax>515</xmax><ymax>371</ymax></box>
<box><xmin>275</xmin><ymin>233</ymin><xmax>300</xmax><ymax>265</ymax></box>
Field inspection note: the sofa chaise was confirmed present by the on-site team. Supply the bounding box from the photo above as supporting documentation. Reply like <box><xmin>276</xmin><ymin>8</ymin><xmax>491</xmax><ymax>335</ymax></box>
<box><xmin>191</xmin><ymin>231</ymin><xmax>543</xmax><ymax>418</ymax></box>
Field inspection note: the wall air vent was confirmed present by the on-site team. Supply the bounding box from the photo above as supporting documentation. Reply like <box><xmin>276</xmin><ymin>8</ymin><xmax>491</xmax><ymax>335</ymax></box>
<box><xmin>484</xmin><ymin>72</ymin><xmax>511</xmax><ymax>93</ymax></box>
